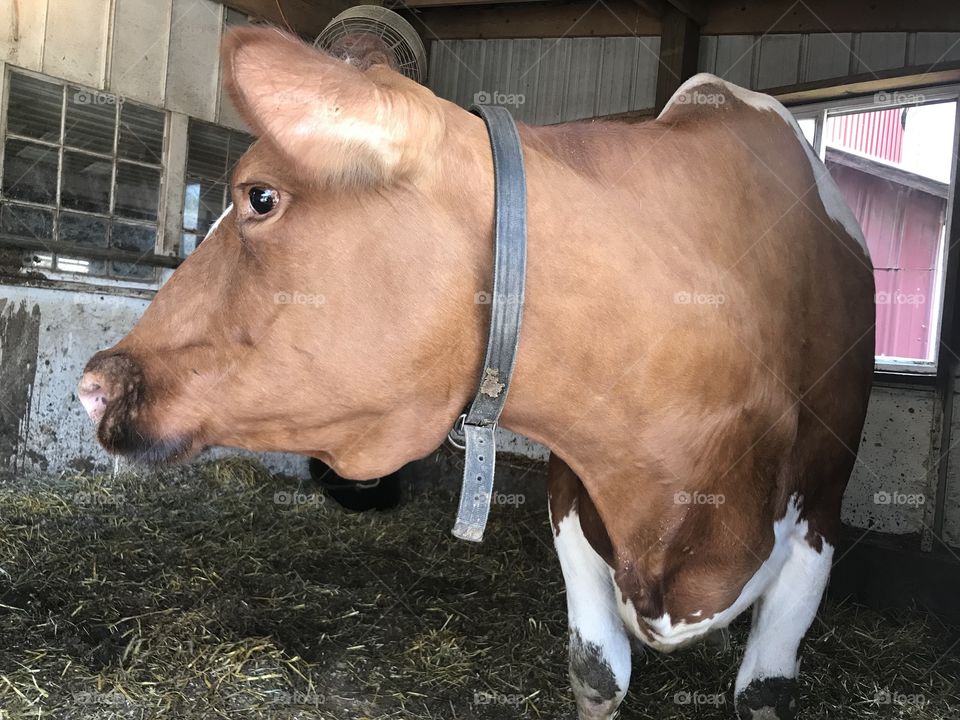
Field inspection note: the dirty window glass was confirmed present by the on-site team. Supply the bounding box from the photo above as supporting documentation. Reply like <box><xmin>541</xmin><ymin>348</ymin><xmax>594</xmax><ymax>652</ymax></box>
<box><xmin>0</xmin><ymin>69</ymin><xmax>166</xmax><ymax>282</ymax></box>
<box><xmin>181</xmin><ymin>118</ymin><xmax>252</xmax><ymax>256</ymax></box>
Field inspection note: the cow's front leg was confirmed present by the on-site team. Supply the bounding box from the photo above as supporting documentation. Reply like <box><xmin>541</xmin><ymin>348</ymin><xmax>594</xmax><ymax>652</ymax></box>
<box><xmin>734</xmin><ymin>530</ymin><xmax>833</xmax><ymax>720</ymax></box>
<box><xmin>548</xmin><ymin>457</ymin><xmax>631</xmax><ymax>720</ymax></box>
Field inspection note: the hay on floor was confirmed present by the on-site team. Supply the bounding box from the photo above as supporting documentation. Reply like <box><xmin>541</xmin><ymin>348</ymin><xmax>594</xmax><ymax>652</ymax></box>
<box><xmin>0</xmin><ymin>457</ymin><xmax>957</xmax><ymax>719</ymax></box>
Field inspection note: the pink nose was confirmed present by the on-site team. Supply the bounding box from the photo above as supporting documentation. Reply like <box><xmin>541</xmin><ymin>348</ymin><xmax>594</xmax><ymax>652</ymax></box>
<box><xmin>78</xmin><ymin>373</ymin><xmax>110</xmax><ymax>422</ymax></box>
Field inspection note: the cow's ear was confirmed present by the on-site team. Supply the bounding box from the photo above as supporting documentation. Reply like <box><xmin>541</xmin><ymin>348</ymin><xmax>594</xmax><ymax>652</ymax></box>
<box><xmin>222</xmin><ymin>27</ymin><xmax>444</xmax><ymax>186</ymax></box>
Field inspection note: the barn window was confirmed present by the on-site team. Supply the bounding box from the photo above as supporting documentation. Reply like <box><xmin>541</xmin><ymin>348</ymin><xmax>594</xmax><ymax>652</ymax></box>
<box><xmin>0</xmin><ymin>69</ymin><xmax>166</xmax><ymax>281</ymax></box>
<box><xmin>793</xmin><ymin>89</ymin><xmax>959</xmax><ymax>373</ymax></box>
<box><xmin>181</xmin><ymin>119</ymin><xmax>253</xmax><ymax>255</ymax></box>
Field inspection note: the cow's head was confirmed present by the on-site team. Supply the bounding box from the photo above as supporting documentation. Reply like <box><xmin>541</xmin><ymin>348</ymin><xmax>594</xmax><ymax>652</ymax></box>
<box><xmin>77</xmin><ymin>28</ymin><xmax>494</xmax><ymax>479</ymax></box>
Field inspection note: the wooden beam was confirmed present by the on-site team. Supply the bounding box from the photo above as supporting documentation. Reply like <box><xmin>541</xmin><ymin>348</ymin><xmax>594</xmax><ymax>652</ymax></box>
<box><xmin>400</xmin><ymin>1</ymin><xmax>660</xmax><ymax>40</ymax></box>
<box><xmin>630</xmin><ymin>0</ymin><xmax>666</xmax><ymax>19</ymax></box>
<box><xmin>218</xmin><ymin>0</ymin><xmax>354</xmax><ymax>38</ymax></box>
<box><xmin>401</xmin><ymin>0</ymin><xmax>546</xmax><ymax>7</ymax></box>
<box><xmin>927</xmin><ymin>99</ymin><xmax>960</xmax><ymax>549</ymax></box>
<box><xmin>664</xmin><ymin>0</ymin><xmax>707</xmax><ymax>26</ymax></box>
<box><xmin>654</xmin><ymin>4</ymin><xmax>699</xmax><ymax>112</ymax></box>
<box><xmin>771</xmin><ymin>62</ymin><xmax>960</xmax><ymax>106</ymax></box>
<box><xmin>703</xmin><ymin>0</ymin><xmax>960</xmax><ymax>34</ymax></box>
<box><xmin>825</xmin><ymin>148</ymin><xmax>949</xmax><ymax>200</ymax></box>
<box><xmin>405</xmin><ymin>0</ymin><xmax>960</xmax><ymax>38</ymax></box>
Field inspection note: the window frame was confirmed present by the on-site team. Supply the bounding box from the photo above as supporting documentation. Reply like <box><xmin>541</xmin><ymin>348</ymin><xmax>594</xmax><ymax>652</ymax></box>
<box><xmin>180</xmin><ymin>117</ymin><xmax>253</xmax><ymax>257</ymax></box>
<box><xmin>789</xmin><ymin>83</ymin><xmax>960</xmax><ymax>376</ymax></box>
<box><xmin>0</xmin><ymin>66</ymin><xmax>169</xmax><ymax>289</ymax></box>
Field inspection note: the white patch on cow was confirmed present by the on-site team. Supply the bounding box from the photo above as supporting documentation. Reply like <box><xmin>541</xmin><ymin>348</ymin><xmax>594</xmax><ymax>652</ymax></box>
<box><xmin>205</xmin><ymin>204</ymin><xmax>233</xmax><ymax>240</ymax></box>
<box><xmin>294</xmin><ymin>112</ymin><xmax>404</xmax><ymax>172</ymax></box>
<box><xmin>735</xmin><ymin>533</ymin><xmax>833</xmax><ymax>694</ymax></box>
<box><xmin>551</xmin><ymin>505</ymin><xmax>631</xmax><ymax>718</ymax></box>
<box><xmin>612</xmin><ymin>496</ymin><xmax>806</xmax><ymax>653</ymax></box>
<box><xmin>661</xmin><ymin>73</ymin><xmax>869</xmax><ymax>257</ymax></box>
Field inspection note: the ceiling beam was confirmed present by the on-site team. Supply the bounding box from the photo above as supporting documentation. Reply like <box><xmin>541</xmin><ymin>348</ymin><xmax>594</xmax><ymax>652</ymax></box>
<box><xmin>664</xmin><ymin>0</ymin><xmax>707</xmax><ymax>26</ymax></box>
<box><xmin>218</xmin><ymin>0</ymin><xmax>355</xmax><ymax>38</ymax></box>
<box><xmin>401</xmin><ymin>0</ymin><xmax>548</xmax><ymax>6</ymax></box>
<box><xmin>401</xmin><ymin>0</ymin><xmax>661</xmax><ymax>40</ymax></box>
<box><xmin>704</xmin><ymin>0</ymin><xmax>960</xmax><ymax>33</ymax></box>
<box><xmin>630</xmin><ymin>0</ymin><xmax>666</xmax><ymax>17</ymax></box>
<box><xmin>403</xmin><ymin>0</ymin><xmax>960</xmax><ymax>39</ymax></box>
<box><xmin>654</xmin><ymin>3</ymin><xmax>700</xmax><ymax>112</ymax></box>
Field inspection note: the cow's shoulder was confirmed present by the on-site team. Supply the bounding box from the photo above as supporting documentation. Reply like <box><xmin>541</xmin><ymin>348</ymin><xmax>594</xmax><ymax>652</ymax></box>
<box><xmin>658</xmin><ymin>73</ymin><xmax>789</xmax><ymax>124</ymax></box>
<box><xmin>658</xmin><ymin>73</ymin><xmax>869</xmax><ymax>256</ymax></box>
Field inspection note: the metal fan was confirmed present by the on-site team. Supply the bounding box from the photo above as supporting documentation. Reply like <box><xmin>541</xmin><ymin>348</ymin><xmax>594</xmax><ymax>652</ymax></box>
<box><xmin>314</xmin><ymin>6</ymin><xmax>427</xmax><ymax>84</ymax></box>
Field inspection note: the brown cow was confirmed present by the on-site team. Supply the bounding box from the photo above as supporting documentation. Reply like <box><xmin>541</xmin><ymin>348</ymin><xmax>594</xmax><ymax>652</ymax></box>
<box><xmin>78</xmin><ymin>28</ymin><xmax>874</xmax><ymax>720</ymax></box>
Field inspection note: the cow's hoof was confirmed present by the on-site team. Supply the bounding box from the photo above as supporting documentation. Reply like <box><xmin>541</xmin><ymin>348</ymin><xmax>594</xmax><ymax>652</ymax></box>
<box><xmin>735</xmin><ymin>677</ymin><xmax>798</xmax><ymax>720</ymax></box>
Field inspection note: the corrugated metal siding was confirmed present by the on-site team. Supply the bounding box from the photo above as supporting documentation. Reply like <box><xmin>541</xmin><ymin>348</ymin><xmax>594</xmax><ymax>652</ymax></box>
<box><xmin>828</xmin><ymin>109</ymin><xmax>905</xmax><ymax>163</ymax></box>
<box><xmin>433</xmin><ymin>31</ymin><xmax>960</xmax><ymax>124</ymax></box>
<box><xmin>699</xmin><ymin>31</ymin><xmax>960</xmax><ymax>90</ymax></box>
<box><xmin>829</xmin><ymin>161</ymin><xmax>946</xmax><ymax>361</ymax></box>
<box><xmin>428</xmin><ymin>37</ymin><xmax>661</xmax><ymax>123</ymax></box>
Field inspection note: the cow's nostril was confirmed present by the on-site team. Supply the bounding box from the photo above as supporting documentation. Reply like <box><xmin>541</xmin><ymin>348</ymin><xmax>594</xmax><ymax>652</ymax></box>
<box><xmin>78</xmin><ymin>373</ymin><xmax>110</xmax><ymax>422</ymax></box>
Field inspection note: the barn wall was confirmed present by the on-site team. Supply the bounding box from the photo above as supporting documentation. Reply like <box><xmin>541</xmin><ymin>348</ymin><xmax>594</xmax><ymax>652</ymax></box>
<box><xmin>944</xmin><ymin>385</ymin><xmax>960</xmax><ymax>547</ymax></box>
<box><xmin>844</xmin><ymin>386</ymin><xmax>936</xmax><ymax>535</ymax></box>
<box><xmin>0</xmin><ymin>0</ymin><xmax>247</xmax><ymax>129</ymax></box>
<box><xmin>0</xmin><ymin>1</ymin><xmax>310</xmax><ymax>478</ymax></box>
<box><xmin>0</xmin><ymin>283</ymin><xmax>308</xmax><ymax>477</ymax></box>
<box><xmin>429</xmin><ymin>32</ymin><xmax>960</xmax><ymax>121</ymax></box>
<box><xmin>698</xmin><ymin>32</ymin><xmax>960</xmax><ymax>90</ymax></box>
<box><xmin>428</xmin><ymin>37</ymin><xmax>662</xmax><ymax>123</ymax></box>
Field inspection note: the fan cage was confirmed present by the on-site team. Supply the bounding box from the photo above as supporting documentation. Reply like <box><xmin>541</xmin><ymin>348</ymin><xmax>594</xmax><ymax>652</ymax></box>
<box><xmin>315</xmin><ymin>7</ymin><xmax>426</xmax><ymax>84</ymax></box>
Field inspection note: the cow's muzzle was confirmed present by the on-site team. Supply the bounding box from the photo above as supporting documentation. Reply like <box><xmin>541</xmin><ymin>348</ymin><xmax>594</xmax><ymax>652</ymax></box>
<box><xmin>78</xmin><ymin>352</ymin><xmax>190</xmax><ymax>463</ymax></box>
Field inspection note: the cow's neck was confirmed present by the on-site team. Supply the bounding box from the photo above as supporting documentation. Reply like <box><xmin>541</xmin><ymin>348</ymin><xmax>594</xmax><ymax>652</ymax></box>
<box><xmin>440</xmin><ymin>110</ymin><xmax>635</xmax><ymax>479</ymax></box>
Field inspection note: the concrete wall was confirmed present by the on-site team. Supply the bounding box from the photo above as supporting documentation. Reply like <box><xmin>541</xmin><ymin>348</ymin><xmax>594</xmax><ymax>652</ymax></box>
<box><xmin>0</xmin><ymin>282</ymin><xmax>308</xmax><ymax>477</ymax></box>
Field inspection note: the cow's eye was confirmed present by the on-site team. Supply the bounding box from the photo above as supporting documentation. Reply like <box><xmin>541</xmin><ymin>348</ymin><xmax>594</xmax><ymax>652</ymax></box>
<box><xmin>249</xmin><ymin>187</ymin><xmax>279</xmax><ymax>215</ymax></box>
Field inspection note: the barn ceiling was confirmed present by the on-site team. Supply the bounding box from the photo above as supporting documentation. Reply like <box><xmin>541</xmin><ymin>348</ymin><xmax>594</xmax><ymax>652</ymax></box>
<box><xmin>219</xmin><ymin>0</ymin><xmax>960</xmax><ymax>40</ymax></box>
